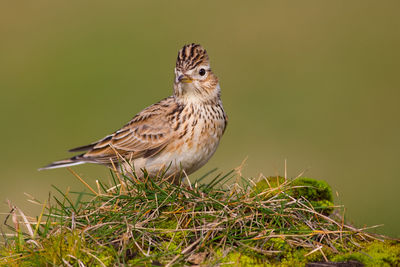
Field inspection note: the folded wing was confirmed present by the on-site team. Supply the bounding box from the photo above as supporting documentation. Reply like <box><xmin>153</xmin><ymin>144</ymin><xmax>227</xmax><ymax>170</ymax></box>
<box><xmin>78</xmin><ymin>96</ymin><xmax>180</xmax><ymax>164</ymax></box>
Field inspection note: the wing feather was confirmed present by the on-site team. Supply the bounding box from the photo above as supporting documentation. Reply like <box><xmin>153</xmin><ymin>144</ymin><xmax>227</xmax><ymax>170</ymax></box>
<box><xmin>76</xmin><ymin>96</ymin><xmax>180</xmax><ymax>164</ymax></box>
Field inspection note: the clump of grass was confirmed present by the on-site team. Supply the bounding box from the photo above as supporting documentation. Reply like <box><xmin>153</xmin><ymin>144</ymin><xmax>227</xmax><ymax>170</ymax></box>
<box><xmin>1</xmin><ymin>168</ymin><xmax>399</xmax><ymax>266</ymax></box>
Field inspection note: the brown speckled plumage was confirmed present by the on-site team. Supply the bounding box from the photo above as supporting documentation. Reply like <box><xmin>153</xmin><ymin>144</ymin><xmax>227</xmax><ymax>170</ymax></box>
<box><xmin>40</xmin><ymin>44</ymin><xmax>227</xmax><ymax>182</ymax></box>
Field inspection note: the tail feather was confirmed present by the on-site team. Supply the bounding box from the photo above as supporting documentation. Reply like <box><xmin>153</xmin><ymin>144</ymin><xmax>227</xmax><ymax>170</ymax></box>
<box><xmin>39</xmin><ymin>155</ymin><xmax>86</xmax><ymax>171</ymax></box>
<box><xmin>68</xmin><ymin>143</ymin><xmax>96</xmax><ymax>152</ymax></box>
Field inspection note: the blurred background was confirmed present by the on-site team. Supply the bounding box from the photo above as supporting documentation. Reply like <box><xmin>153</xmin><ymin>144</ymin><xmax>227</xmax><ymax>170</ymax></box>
<box><xmin>1</xmin><ymin>1</ymin><xmax>399</xmax><ymax>237</ymax></box>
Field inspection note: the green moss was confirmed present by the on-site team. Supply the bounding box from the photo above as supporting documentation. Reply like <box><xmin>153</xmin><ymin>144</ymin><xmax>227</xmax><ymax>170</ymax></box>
<box><xmin>262</xmin><ymin>237</ymin><xmax>323</xmax><ymax>266</ymax></box>
<box><xmin>212</xmin><ymin>240</ymin><xmax>400</xmax><ymax>266</ymax></box>
<box><xmin>253</xmin><ymin>176</ymin><xmax>286</xmax><ymax>197</ymax></box>
<box><xmin>280</xmin><ymin>248</ymin><xmax>309</xmax><ymax>267</ymax></box>
<box><xmin>160</xmin><ymin>240</ymin><xmax>181</xmax><ymax>254</ymax></box>
<box><xmin>331</xmin><ymin>240</ymin><xmax>400</xmax><ymax>266</ymax></box>
<box><xmin>277</xmin><ymin>240</ymin><xmax>400</xmax><ymax>267</ymax></box>
<box><xmin>291</xmin><ymin>177</ymin><xmax>333</xmax><ymax>202</ymax></box>
<box><xmin>265</xmin><ymin>237</ymin><xmax>289</xmax><ymax>251</ymax></box>
<box><xmin>214</xmin><ymin>249</ymin><xmax>266</xmax><ymax>266</ymax></box>
<box><xmin>156</xmin><ymin>217</ymin><xmax>188</xmax><ymax>254</ymax></box>
<box><xmin>0</xmin><ymin>230</ymin><xmax>117</xmax><ymax>266</ymax></box>
<box><xmin>212</xmin><ymin>238</ymin><xmax>312</xmax><ymax>266</ymax></box>
<box><xmin>254</xmin><ymin>176</ymin><xmax>334</xmax><ymax>216</ymax></box>
<box><xmin>214</xmin><ymin>246</ymin><xmax>316</xmax><ymax>267</ymax></box>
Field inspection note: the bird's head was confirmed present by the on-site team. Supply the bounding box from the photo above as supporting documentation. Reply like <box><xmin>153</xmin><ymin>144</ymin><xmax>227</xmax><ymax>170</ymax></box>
<box><xmin>174</xmin><ymin>43</ymin><xmax>220</xmax><ymax>104</ymax></box>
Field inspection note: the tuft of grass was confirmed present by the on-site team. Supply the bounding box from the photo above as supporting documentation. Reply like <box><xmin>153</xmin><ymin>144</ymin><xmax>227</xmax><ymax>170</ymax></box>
<box><xmin>1</xmin><ymin>169</ymin><xmax>399</xmax><ymax>266</ymax></box>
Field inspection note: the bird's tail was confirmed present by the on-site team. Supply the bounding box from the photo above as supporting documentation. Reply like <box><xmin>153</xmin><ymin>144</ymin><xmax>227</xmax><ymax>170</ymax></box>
<box><xmin>38</xmin><ymin>155</ymin><xmax>87</xmax><ymax>171</ymax></box>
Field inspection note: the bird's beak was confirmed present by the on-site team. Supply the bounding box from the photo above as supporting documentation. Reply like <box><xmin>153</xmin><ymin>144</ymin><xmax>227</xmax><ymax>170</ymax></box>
<box><xmin>178</xmin><ymin>74</ymin><xmax>193</xmax><ymax>83</ymax></box>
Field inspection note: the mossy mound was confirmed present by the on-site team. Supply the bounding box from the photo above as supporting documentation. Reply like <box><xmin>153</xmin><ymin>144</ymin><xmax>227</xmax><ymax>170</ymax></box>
<box><xmin>253</xmin><ymin>176</ymin><xmax>334</xmax><ymax>215</ymax></box>
<box><xmin>1</xmin><ymin>171</ymin><xmax>398</xmax><ymax>266</ymax></box>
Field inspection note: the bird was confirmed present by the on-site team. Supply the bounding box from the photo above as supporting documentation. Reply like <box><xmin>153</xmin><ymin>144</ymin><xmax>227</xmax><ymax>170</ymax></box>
<box><xmin>40</xmin><ymin>43</ymin><xmax>227</xmax><ymax>183</ymax></box>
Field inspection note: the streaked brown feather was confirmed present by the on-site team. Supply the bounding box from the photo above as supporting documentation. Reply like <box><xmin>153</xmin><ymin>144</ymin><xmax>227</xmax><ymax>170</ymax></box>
<box><xmin>68</xmin><ymin>143</ymin><xmax>96</xmax><ymax>152</ymax></box>
<box><xmin>79</xmin><ymin>96</ymin><xmax>180</xmax><ymax>164</ymax></box>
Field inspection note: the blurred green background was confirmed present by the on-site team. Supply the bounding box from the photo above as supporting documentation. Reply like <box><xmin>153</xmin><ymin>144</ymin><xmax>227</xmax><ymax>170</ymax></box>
<box><xmin>1</xmin><ymin>1</ymin><xmax>399</xmax><ymax>237</ymax></box>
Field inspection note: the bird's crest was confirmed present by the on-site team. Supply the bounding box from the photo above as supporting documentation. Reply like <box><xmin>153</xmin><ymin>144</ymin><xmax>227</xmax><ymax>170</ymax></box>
<box><xmin>176</xmin><ymin>43</ymin><xmax>209</xmax><ymax>71</ymax></box>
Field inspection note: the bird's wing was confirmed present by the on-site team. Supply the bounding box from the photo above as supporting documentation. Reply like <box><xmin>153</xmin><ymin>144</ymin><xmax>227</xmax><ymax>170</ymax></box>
<box><xmin>76</xmin><ymin>96</ymin><xmax>182</xmax><ymax>164</ymax></box>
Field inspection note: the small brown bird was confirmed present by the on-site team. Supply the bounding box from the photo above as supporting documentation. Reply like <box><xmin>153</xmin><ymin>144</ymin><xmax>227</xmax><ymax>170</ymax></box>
<box><xmin>40</xmin><ymin>44</ymin><xmax>227</xmax><ymax>181</ymax></box>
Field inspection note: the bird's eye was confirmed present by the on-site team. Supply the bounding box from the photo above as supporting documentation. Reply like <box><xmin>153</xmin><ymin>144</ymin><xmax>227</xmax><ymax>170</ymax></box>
<box><xmin>199</xmin><ymin>68</ymin><xmax>206</xmax><ymax>76</ymax></box>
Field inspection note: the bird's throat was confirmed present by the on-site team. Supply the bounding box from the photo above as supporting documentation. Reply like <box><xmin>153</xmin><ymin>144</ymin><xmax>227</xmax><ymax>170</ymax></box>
<box><xmin>174</xmin><ymin>83</ymin><xmax>221</xmax><ymax>105</ymax></box>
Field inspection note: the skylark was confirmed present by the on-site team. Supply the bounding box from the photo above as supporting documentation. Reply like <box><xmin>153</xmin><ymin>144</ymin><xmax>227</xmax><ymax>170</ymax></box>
<box><xmin>40</xmin><ymin>44</ymin><xmax>227</xmax><ymax>182</ymax></box>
